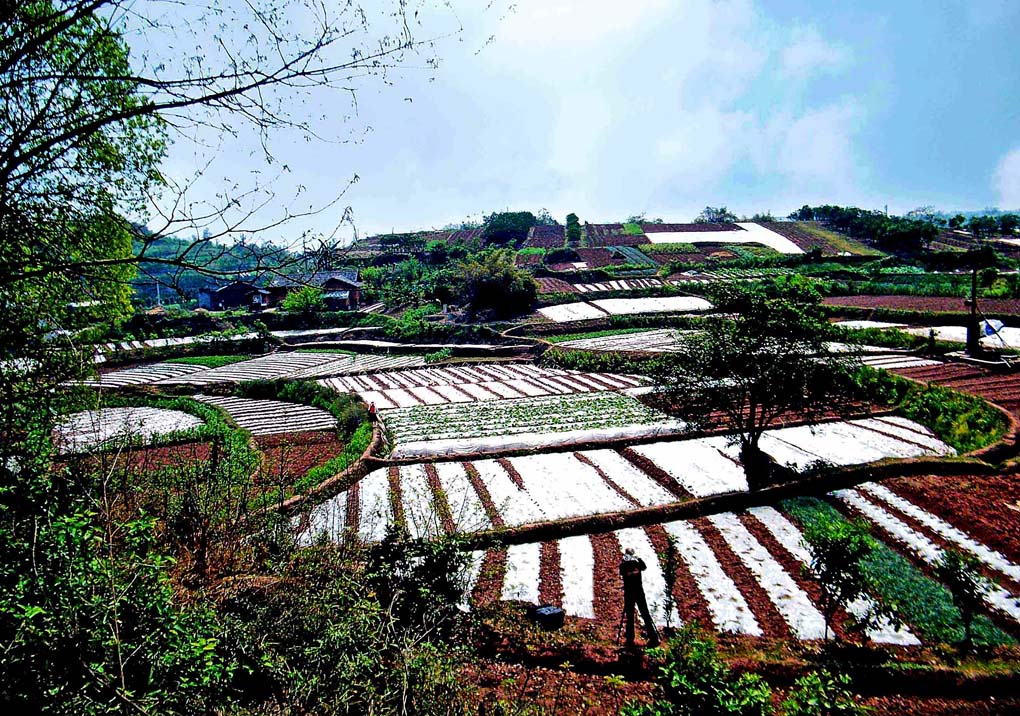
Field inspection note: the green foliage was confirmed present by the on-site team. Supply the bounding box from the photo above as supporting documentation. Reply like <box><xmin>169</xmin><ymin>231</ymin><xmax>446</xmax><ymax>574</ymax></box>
<box><xmin>483</xmin><ymin>211</ymin><xmax>538</xmax><ymax>246</ymax></box>
<box><xmin>934</xmin><ymin>550</ymin><xmax>994</xmax><ymax>648</ymax></box>
<box><xmin>219</xmin><ymin>545</ymin><xmax>474</xmax><ymax>715</ymax></box>
<box><xmin>899</xmin><ymin>384</ymin><xmax>1007</xmax><ymax>453</ymax></box>
<box><xmin>425</xmin><ymin>347</ymin><xmax>454</xmax><ymax>363</ymax></box>
<box><xmin>639</xmin><ymin>242</ymin><xmax>697</xmax><ymax>255</ymax></box>
<box><xmin>164</xmin><ymin>354</ymin><xmax>252</xmax><ymax>368</ymax></box>
<box><xmin>625</xmin><ymin>624</ymin><xmax>773</xmax><ymax>716</ymax></box>
<box><xmin>783</xmin><ymin>497</ymin><xmax>1012</xmax><ymax>646</ymax></box>
<box><xmin>282</xmin><ymin>285</ymin><xmax>326</xmax><ymax>313</ymax></box>
<box><xmin>695</xmin><ymin>206</ymin><xmax>738</xmax><ymax>224</ymax></box>
<box><xmin>566</xmin><ymin>212</ymin><xmax>583</xmax><ymax>245</ymax></box>
<box><xmin>657</xmin><ymin>280</ymin><xmax>863</xmax><ymax>483</ymax></box>
<box><xmin>452</xmin><ymin>249</ymin><xmax>538</xmax><ymax>318</ymax></box>
<box><xmin>802</xmin><ymin>515</ymin><xmax>886</xmax><ymax>640</ymax></box>
<box><xmin>0</xmin><ymin>506</ymin><xmax>231</xmax><ymax>714</ymax></box>
<box><xmin>780</xmin><ymin>672</ymin><xmax>869</xmax><ymax>716</ymax></box>
<box><xmin>622</xmin><ymin>222</ymin><xmax>645</xmax><ymax>235</ymax></box>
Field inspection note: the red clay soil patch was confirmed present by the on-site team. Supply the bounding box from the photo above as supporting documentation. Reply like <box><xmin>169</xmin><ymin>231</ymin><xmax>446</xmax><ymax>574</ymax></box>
<box><xmin>643</xmin><ymin>223</ymin><xmax>742</xmax><ymax>233</ymax></box>
<box><xmin>536</xmin><ymin>277</ymin><xmax>577</xmax><ymax>294</ymax></box>
<box><xmin>62</xmin><ymin>441</ymin><xmax>215</xmax><ymax>474</ymax></box>
<box><xmin>345</xmin><ymin>481</ymin><xmax>360</xmax><ymax>535</ymax></box>
<box><xmin>620</xmin><ymin>448</ymin><xmax>691</xmax><ymax>501</ymax></box>
<box><xmin>865</xmin><ymin>696</ymin><xmax>1020</xmax><ymax>716</ymax></box>
<box><xmin>473</xmin><ymin>548</ymin><xmax>508</xmax><ymax>606</ymax></box>
<box><xmin>423</xmin><ymin>463</ymin><xmax>456</xmax><ymax>534</ymax></box>
<box><xmin>468</xmin><ymin>660</ymin><xmax>655</xmax><ymax>716</ymax></box>
<box><xmin>387</xmin><ymin>466</ymin><xmax>405</xmax><ymax>527</ymax></box>
<box><xmin>882</xmin><ymin>474</ymin><xmax>1020</xmax><ymax>571</ymax></box>
<box><xmin>692</xmin><ymin>517</ymin><xmax>792</xmax><ymax>640</ymax></box>
<box><xmin>464</xmin><ymin>462</ymin><xmax>504</xmax><ymax>528</ymax></box>
<box><xmin>256</xmin><ymin>431</ymin><xmax>345</xmax><ymax>483</ymax></box>
<box><xmin>497</xmin><ymin>458</ymin><xmax>527</xmax><ymax>491</ymax></box>
<box><xmin>644</xmin><ymin>524</ymin><xmax>715</xmax><ymax>629</ymax></box>
<box><xmin>590</xmin><ymin>532</ymin><xmax>625</xmax><ymax>627</ymax></box>
<box><xmin>539</xmin><ymin>541</ymin><xmax>564</xmax><ymax>607</ymax></box>
<box><xmin>823</xmin><ymin>295</ymin><xmax>1020</xmax><ymax>317</ymax></box>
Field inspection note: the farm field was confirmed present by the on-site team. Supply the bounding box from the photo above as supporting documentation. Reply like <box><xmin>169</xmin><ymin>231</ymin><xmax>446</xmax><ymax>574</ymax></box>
<box><xmin>295</xmin><ymin>457</ymin><xmax>1020</xmax><ymax>649</ymax></box>
<box><xmin>892</xmin><ymin>362</ymin><xmax>1020</xmax><ymax>418</ymax></box>
<box><xmin>644</xmin><ymin>223</ymin><xmax>804</xmax><ymax>254</ymax></box>
<box><xmin>555</xmin><ymin>329</ymin><xmax>687</xmax><ymax>352</ymax></box>
<box><xmin>89</xmin><ymin>351</ymin><xmax>425</xmax><ymax>387</ymax></box>
<box><xmin>538</xmin><ymin>296</ymin><xmax>712</xmax><ymax>322</ymax></box>
<box><xmin>380</xmin><ymin>392</ymin><xmax>682</xmax><ymax>457</ymax></box>
<box><xmin>573</xmin><ymin>278</ymin><xmax>664</xmax><ymax>293</ymax></box>
<box><xmin>903</xmin><ymin>325</ymin><xmax>1020</xmax><ymax>349</ymax></box>
<box><xmin>824</xmin><ymin>295</ymin><xmax>1020</xmax><ymax>318</ymax></box>
<box><xmin>192</xmin><ymin>395</ymin><xmax>337</xmax><ymax>436</ymax></box>
<box><xmin>53</xmin><ymin>406</ymin><xmax>203</xmax><ymax>454</ymax></box>
<box><xmin>319</xmin><ymin>363</ymin><xmax>645</xmax><ymax>409</ymax></box>
<box><xmin>296</xmin><ymin>414</ymin><xmax>952</xmax><ymax>539</ymax></box>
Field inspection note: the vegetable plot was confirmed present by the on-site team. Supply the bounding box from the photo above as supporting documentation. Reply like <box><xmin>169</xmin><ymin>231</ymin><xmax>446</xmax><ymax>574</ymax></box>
<box><xmin>381</xmin><ymin>392</ymin><xmax>684</xmax><ymax>458</ymax></box>
<box><xmin>158</xmin><ymin>352</ymin><xmax>422</xmax><ymax>386</ymax></box>
<box><xmin>573</xmin><ymin>278</ymin><xmax>664</xmax><ymax>293</ymax></box>
<box><xmin>320</xmin><ymin>363</ymin><xmax>645</xmax><ymax>410</ymax></box>
<box><xmin>555</xmin><ymin>329</ymin><xmax>688</xmax><ymax>353</ymax></box>
<box><xmin>193</xmin><ymin>395</ymin><xmax>337</xmax><ymax>436</ymax></box>
<box><xmin>53</xmin><ymin>407</ymin><xmax>203</xmax><ymax>454</ymax></box>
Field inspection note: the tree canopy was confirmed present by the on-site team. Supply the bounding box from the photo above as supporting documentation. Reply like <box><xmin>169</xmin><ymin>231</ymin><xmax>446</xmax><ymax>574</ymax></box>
<box><xmin>657</xmin><ymin>279</ymin><xmax>863</xmax><ymax>487</ymax></box>
<box><xmin>694</xmin><ymin>206</ymin><xmax>738</xmax><ymax>224</ymax></box>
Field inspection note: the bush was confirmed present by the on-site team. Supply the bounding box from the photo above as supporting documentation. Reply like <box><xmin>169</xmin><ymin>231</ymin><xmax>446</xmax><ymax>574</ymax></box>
<box><xmin>780</xmin><ymin>672</ymin><xmax>869</xmax><ymax>716</ymax></box>
<box><xmin>899</xmin><ymin>383</ymin><xmax>1007</xmax><ymax>453</ymax></box>
<box><xmin>624</xmin><ymin>624</ymin><xmax>772</xmax><ymax>716</ymax></box>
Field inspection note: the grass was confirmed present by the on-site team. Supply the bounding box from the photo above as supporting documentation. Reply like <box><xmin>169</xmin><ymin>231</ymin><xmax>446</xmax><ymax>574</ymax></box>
<box><xmin>164</xmin><ymin>354</ymin><xmax>251</xmax><ymax>368</ymax></box>
<box><xmin>798</xmin><ymin>223</ymin><xmax>884</xmax><ymax>257</ymax></box>
<box><xmin>782</xmin><ymin>496</ymin><xmax>1013</xmax><ymax>646</ymax></box>
<box><xmin>622</xmin><ymin>222</ymin><xmax>644</xmax><ymax>235</ymax></box>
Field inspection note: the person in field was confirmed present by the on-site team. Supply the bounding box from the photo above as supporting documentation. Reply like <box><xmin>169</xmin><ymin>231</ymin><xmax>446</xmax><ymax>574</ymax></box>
<box><xmin>619</xmin><ymin>547</ymin><xmax>660</xmax><ymax>648</ymax></box>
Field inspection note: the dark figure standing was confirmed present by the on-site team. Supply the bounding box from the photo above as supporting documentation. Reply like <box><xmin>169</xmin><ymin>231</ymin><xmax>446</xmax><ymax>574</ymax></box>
<box><xmin>619</xmin><ymin>547</ymin><xmax>660</xmax><ymax>648</ymax></box>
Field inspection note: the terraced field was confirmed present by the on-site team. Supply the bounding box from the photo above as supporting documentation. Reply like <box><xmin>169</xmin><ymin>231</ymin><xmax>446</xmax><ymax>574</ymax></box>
<box><xmin>319</xmin><ymin>363</ymin><xmax>644</xmax><ymax>409</ymax></box>
<box><xmin>193</xmin><ymin>395</ymin><xmax>337</xmax><ymax>436</ymax></box>
<box><xmin>90</xmin><ymin>351</ymin><xmax>424</xmax><ymax>387</ymax></box>
<box><xmin>538</xmin><ymin>296</ymin><xmax>712</xmax><ymax>322</ymax></box>
<box><xmin>53</xmin><ymin>407</ymin><xmax>204</xmax><ymax>453</ymax></box>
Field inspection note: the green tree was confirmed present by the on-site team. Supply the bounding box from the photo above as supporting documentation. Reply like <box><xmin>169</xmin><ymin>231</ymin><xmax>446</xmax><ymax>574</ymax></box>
<box><xmin>948</xmin><ymin>214</ymin><xmax>967</xmax><ymax>230</ymax></box>
<box><xmin>934</xmin><ymin>549</ymin><xmax>993</xmax><ymax>650</ymax></box>
<box><xmin>282</xmin><ymin>285</ymin><xmax>326</xmax><ymax>313</ymax></box>
<box><xmin>801</xmin><ymin>515</ymin><xmax>885</xmax><ymax>641</ymax></box>
<box><xmin>657</xmin><ymin>279</ymin><xmax>862</xmax><ymax>488</ymax></box>
<box><xmin>450</xmin><ymin>248</ymin><xmax>538</xmax><ymax>318</ymax></box>
<box><xmin>482</xmin><ymin>211</ymin><xmax>538</xmax><ymax>246</ymax></box>
<box><xmin>695</xmin><ymin>206</ymin><xmax>738</xmax><ymax>224</ymax></box>
<box><xmin>566</xmin><ymin>212</ymin><xmax>582</xmax><ymax>245</ymax></box>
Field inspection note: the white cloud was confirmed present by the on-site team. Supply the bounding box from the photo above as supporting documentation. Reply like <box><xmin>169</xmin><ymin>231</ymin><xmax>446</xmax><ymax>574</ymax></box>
<box><xmin>773</xmin><ymin>101</ymin><xmax>864</xmax><ymax>190</ymax></box>
<box><xmin>780</xmin><ymin>26</ymin><xmax>851</xmax><ymax>81</ymax></box>
<box><xmin>993</xmin><ymin>147</ymin><xmax>1020</xmax><ymax>209</ymax></box>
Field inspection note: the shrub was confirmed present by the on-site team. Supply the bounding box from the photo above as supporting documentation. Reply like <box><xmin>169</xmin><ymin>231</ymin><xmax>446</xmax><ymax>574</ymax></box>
<box><xmin>780</xmin><ymin>672</ymin><xmax>869</xmax><ymax>716</ymax></box>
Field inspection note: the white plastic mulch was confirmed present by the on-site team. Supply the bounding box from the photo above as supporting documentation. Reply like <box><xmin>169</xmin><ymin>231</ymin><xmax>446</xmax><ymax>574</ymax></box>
<box><xmin>903</xmin><ymin>325</ymin><xmax>1020</xmax><ymax>349</ymax></box>
<box><xmin>507</xmin><ymin>453</ymin><xmax>632</xmax><ymax>521</ymax></box>
<box><xmin>631</xmin><ymin>437</ymin><xmax>749</xmax><ymax>497</ymax></box>
<box><xmin>833</xmin><ymin>488</ymin><xmax>1020</xmax><ymax>624</ymax></box>
<box><xmin>556</xmin><ymin>329</ymin><xmax>688</xmax><ymax>353</ymax></box>
<box><xmin>399</xmin><ymin>464</ymin><xmax>444</xmax><ymax>541</ymax></box>
<box><xmin>590</xmin><ymin>296</ymin><xmax>714</xmax><ymax>315</ymax></box>
<box><xmin>54</xmin><ymin>407</ymin><xmax>203</xmax><ymax>454</ymax></box>
<box><xmin>538</xmin><ymin>302</ymin><xmax>608</xmax><ymax>322</ymax></box>
<box><xmin>662</xmin><ymin>520</ymin><xmax>762</xmax><ymax>636</ymax></box>
<box><xmin>193</xmin><ymin>395</ymin><xmax>336</xmax><ymax>435</ymax></box>
<box><xmin>857</xmin><ymin>483</ymin><xmax>1020</xmax><ymax>583</ymax></box>
<box><xmin>472</xmin><ymin>459</ymin><xmax>550</xmax><ymax>527</ymax></box>
<box><xmin>709</xmin><ymin>512</ymin><xmax>828</xmax><ymax>639</ymax></box>
<box><xmin>833</xmin><ymin>320</ymin><xmax>908</xmax><ymax>330</ymax></box>
<box><xmin>435</xmin><ymin>462</ymin><xmax>492</xmax><ymax>534</ymax></box>
<box><xmin>645</xmin><ymin>223</ymin><xmax>804</xmax><ymax>254</ymax></box>
<box><xmin>84</xmin><ymin>362</ymin><xmax>208</xmax><ymax>387</ymax></box>
<box><xmin>558</xmin><ymin>535</ymin><xmax>596</xmax><ymax>619</ymax></box>
<box><xmin>502</xmin><ymin>542</ymin><xmax>542</xmax><ymax>603</ymax></box>
<box><xmin>574</xmin><ymin>278</ymin><xmax>663</xmax><ymax>293</ymax></box>
<box><xmin>578</xmin><ymin>449</ymin><xmax>677</xmax><ymax>507</ymax></box>
<box><xmin>321</xmin><ymin>363</ymin><xmax>643</xmax><ymax>409</ymax></box>
<box><xmin>746</xmin><ymin>505</ymin><xmax>919</xmax><ymax>646</ymax></box>
<box><xmin>297</xmin><ymin>497</ymin><xmax>347</xmax><ymax>548</ymax></box>
<box><xmin>357</xmin><ymin>469</ymin><xmax>392</xmax><ymax>544</ymax></box>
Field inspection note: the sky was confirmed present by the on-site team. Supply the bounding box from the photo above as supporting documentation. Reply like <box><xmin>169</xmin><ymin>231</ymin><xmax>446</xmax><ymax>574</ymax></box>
<box><xmin>144</xmin><ymin>0</ymin><xmax>1020</xmax><ymax>243</ymax></box>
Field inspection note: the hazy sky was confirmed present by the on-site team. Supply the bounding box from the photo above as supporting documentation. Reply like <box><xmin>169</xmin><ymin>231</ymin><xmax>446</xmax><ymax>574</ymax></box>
<box><xmin>151</xmin><ymin>0</ymin><xmax>1020</xmax><ymax>242</ymax></box>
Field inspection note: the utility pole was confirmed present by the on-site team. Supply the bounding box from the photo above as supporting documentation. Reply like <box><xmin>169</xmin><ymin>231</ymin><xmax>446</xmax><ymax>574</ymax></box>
<box><xmin>965</xmin><ymin>265</ymin><xmax>980</xmax><ymax>357</ymax></box>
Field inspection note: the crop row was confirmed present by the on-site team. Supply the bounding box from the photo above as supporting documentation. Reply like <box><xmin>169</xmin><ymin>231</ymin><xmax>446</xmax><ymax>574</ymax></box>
<box><xmin>53</xmin><ymin>407</ymin><xmax>204</xmax><ymax>454</ymax></box>
<box><xmin>320</xmin><ymin>363</ymin><xmax>643</xmax><ymax>410</ymax></box>
<box><xmin>538</xmin><ymin>296</ymin><xmax>713</xmax><ymax>323</ymax></box>
<box><xmin>555</xmin><ymin>328</ymin><xmax>687</xmax><ymax>353</ymax></box>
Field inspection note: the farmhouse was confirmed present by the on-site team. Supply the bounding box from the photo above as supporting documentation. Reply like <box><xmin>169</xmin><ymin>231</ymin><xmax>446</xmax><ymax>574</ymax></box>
<box><xmin>197</xmin><ymin>280</ymin><xmax>270</xmax><ymax>311</ymax></box>
<box><xmin>267</xmin><ymin>270</ymin><xmax>363</xmax><ymax>311</ymax></box>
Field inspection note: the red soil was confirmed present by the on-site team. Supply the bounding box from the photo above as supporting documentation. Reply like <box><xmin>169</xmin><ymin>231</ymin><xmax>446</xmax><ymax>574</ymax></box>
<box><xmin>538</xmin><ymin>541</ymin><xmax>564</xmax><ymax>606</ymax></box>
<box><xmin>824</xmin><ymin>295</ymin><xmax>1020</xmax><ymax>317</ymax></box>
<box><xmin>535</xmin><ymin>277</ymin><xmax>577</xmax><ymax>294</ymax></box>
<box><xmin>256</xmin><ymin>431</ymin><xmax>347</xmax><ymax>483</ymax></box>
